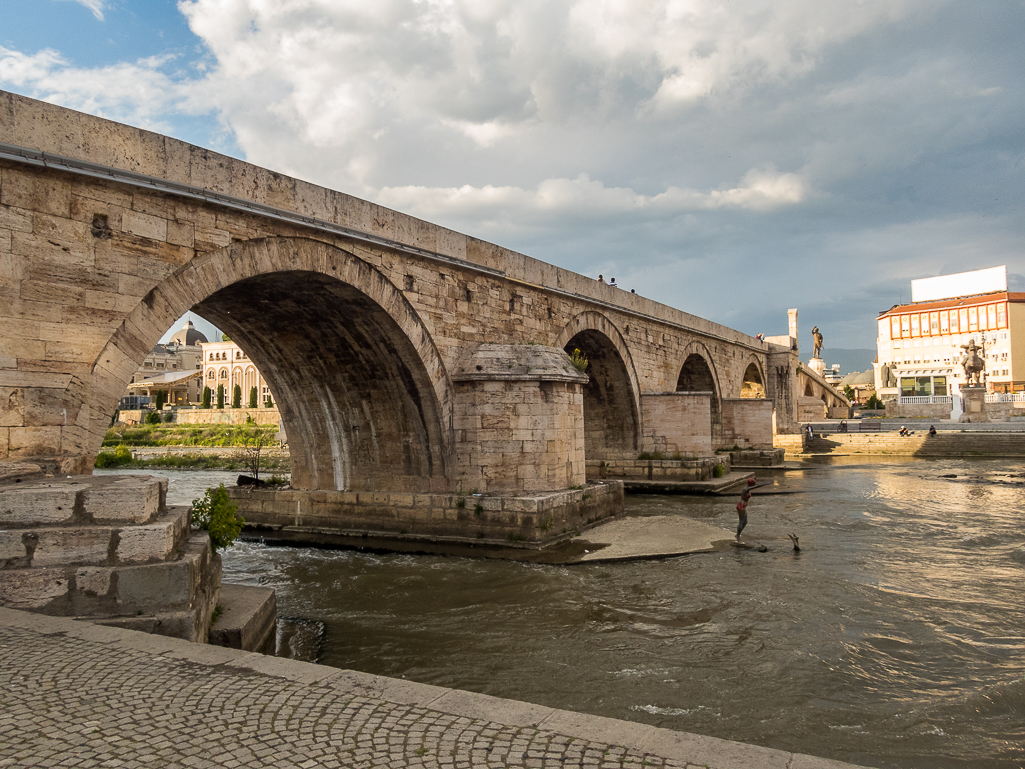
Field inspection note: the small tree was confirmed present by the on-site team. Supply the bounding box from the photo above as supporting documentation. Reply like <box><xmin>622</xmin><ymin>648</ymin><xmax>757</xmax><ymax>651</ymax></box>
<box><xmin>842</xmin><ymin>384</ymin><xmax>855</xmax><ymax>401</ymax></box>
<box><xmin>145</xmin><ymin>410</ymin><xmax>162</xmax><ymax>425</ymax></box>
<box><xmin>217</xmin><ymin>385</ymin><xmax>225</xmax><ymax>409</ymax></box>
<box><xmin>265</xmin><ymin>396</ymin><xmax>273</xmax><ymax>408</ymax></box>
<box><xmin>249</xmin><ymin>386</ymin><xmax>258</xmax><ymax>408</ymax></box>
<box><xmin>190</xmin><ymin>484</ymin><xmax>244</xmax><ymax>552</ymax></box>
<box><xmin>232</xmin><ymin>426</ymin><xmax>269</xmax><ymax>480</ymax></box>
<box><xmin>154</xmin><ymin>390</ymin><xmax>166</xmax><ymax>410</ymax></box>
<box><xmin>202</xmin><ymin>386</ymin><xmax>212</xmax><ymax>409</ymax></box>
<box><xmin>232</xmin><ymin>384</ymin><xmax>242</xmax><ymax>408</ymax></box>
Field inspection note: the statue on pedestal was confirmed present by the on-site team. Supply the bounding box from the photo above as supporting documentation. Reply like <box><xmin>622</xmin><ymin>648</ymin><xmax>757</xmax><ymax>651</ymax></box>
<box><xmin>960</xmin><ymin>339</ymin><xmax>985</xmax><ymax>387</ymax></box>
<box><xmin>811</xmin><ymin>326</ymin><xmax>823</xmax><ymax>359</ymax></box>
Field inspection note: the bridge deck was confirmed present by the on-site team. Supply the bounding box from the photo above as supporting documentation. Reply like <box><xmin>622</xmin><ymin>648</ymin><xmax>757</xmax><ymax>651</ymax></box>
<box><xmin>0</xmin><ymin>607</ymin><xmax>869</xmax><ymax>769</ymax></box>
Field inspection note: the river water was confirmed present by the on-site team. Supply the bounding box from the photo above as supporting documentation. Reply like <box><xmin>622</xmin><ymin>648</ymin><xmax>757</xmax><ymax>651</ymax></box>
<box><xmin>97</xmin><ymin>461</ymin><xmax>1025</xmax><ymax>769</ymax></box>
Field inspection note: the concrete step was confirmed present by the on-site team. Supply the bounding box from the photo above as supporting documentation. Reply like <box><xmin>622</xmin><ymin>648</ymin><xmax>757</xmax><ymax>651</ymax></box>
<box><xmin>0</xmin><ymin>506</ymin><xmax>190</xmax><ymax>569</ymax></box>
<box><xmin>209</xmin><ymin>583</ymin><xmax>277</xmax><ymax>653</ymax></box>
<box><xmin>0</xmin><ymin>533</ymin><xmax>221</xmax><ymax>636</ymax></box>
<box><xmin>0</xmin><ymin>474</ymin><xmax>165</xmax><ymax>527</ymax></box>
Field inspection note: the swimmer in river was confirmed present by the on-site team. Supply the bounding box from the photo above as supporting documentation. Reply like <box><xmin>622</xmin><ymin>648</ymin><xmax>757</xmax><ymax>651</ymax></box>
<box><xmin>736</xmin><ymin>478</ymin><xmax>771</xmax><ymax>541</ymax></box>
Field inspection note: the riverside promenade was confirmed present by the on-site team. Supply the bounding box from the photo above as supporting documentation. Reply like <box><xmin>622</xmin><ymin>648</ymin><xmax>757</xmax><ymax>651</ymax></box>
<box><xmin>0</xmin><ymin>607</ymin><xmax>871</xmax><ymax>769</ymax></box>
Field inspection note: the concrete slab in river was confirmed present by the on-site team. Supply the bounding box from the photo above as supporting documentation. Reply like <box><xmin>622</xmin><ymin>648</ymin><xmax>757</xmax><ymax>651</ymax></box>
<box><xmin>538</xmin><ymin>515</ymin><xmax>732</xmax><ymax>564</ymax></box>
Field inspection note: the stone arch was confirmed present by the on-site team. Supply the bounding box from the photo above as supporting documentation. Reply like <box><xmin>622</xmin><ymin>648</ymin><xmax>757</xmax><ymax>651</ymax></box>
<box><xmin>674</xmin><ymin>344</ymin><xmax>722</xmax><ymax>446</ymax></box>
<box><xmin>554</xmin><ymin>312</ymin><xmax>641</xmax><ymax>460</ymax></box>
<box><xmin>91</xmin><ymin>237</ymin><xmax>453</xmax><ymax>492</ymax></box>
<box><xmin>804</xmin><ymin>380</ymin><xmax>814</xmax><ymax>397</ymax></box>
<box><xmin>740</xmin><ymin>360</ymin><xmax>766</xmax><ymax>399</ymax></box>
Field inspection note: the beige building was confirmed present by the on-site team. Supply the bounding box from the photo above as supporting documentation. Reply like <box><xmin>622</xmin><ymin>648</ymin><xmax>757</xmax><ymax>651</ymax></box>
<box><xmin>875</xmin><ymin>267</ymin><xmax>1024</xmax><ymax>398</ymax></box>
<box><xmin>119</xmin><ymin>321</ymin><xmax>207</xmax><ymax>409</ymax></box>
<box><xmin>200</xmin><ymin>339</ymin><xmax>275</xmax><ymax>407</ymax></box>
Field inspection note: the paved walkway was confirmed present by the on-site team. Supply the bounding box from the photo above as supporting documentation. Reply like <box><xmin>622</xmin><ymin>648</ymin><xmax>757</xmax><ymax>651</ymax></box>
<box><xmin>0</xmin><ymin>608</ymin><xmax>871</xmax><ymax>769</ymax></box>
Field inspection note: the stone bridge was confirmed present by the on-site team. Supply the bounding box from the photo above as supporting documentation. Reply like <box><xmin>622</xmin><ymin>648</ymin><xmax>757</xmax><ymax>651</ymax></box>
<box><xmin>1</xmin><ymin>91</ymin><xmax>808</xmax><ymax>544</ymax></box>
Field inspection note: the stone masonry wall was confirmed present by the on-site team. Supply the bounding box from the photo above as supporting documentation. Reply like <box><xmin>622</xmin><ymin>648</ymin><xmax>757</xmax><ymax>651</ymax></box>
<box><xmin>721</xmin><ymin>398</ymin><xmax>773</xmax><ymax>449</ymax></box>
<box><xmin>639</xmin><ymin>393</ymin><xmax>713</xmax><ymax>456</ymax></box>
<box><xmin>1</xmin><ymin>91</ymin><xmax>782</xmax><ymax>485</ymax></box>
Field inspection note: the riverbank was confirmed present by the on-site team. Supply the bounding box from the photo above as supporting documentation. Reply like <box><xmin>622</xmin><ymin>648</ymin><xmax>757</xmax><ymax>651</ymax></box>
<box><xmin>0</xmin><ymin>606</ymin><xmax>876</xmax><ymax>769</ymax></box>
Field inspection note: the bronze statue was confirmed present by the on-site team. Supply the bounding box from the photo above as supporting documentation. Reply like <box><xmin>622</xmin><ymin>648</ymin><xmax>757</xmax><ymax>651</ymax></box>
<box><xmin>960</xmin><ymin>339</ymin><xmax>985</xmax><ymax>387</ymax></box>
<box><xmin>811</xmin><ymin>326</ymin><xmax>823</xmax><ymax>358</ymax></box>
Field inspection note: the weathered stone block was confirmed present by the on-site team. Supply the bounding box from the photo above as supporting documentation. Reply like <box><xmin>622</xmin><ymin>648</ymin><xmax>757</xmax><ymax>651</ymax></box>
<box><xmin>116</xmin><ymin>507</ymin><xmax>188</xmax><ymax>564</ymax></box>
<box><xmin>82</xmin><ymin>475</ymin><xmax>164</xmax><ymax>523</ymax></box>
<box><xmin>0</xmin><ymin>568</ymin><xmax>69</xmax><ymax>609</ymax></box>
<box><xmin>32</xmin><ymin>530</ymin><xmax>111</xmax><ymax>568</ymax></box>
<box><xmin>0</xmin><ymin>481</ymin><xmax>83</xmax><ymax>526</ymax></box>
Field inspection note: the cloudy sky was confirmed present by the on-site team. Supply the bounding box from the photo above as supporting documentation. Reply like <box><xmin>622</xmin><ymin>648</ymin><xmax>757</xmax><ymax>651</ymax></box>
<box><xmin>2</xmin><ymin>0</ymin><xmax>1024</xmax><ymax>356</ymax></box>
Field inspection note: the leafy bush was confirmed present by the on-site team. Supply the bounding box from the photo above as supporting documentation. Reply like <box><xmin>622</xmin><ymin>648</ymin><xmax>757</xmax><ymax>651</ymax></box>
<box><xmin>713</xmin><ymin>463</ymin><xmax>727</xmax><ymax>478</ymax></box>
<box><xmin>202</xmin><ymin>386</ymin><xmax>212</xmax><ymax>409</ymax></box>
<box><xmin>569</xmin><ymin>347</ymin><xmax>589</xmax><ymax>372</ymax></box>
<box><xmin>190</xmin><ymin>484</ymin><xmax>245</xmax><ymax>552</ymax></box>
<box><xmin>145</xmin><ymin>410</ymin><xmax>162</xmax><ymax>425</ymax></box>
<box><xmin>249</xmin><ymin>387</ymin><xmax>258</xmax><ymax>408</ymax></box>
<box><xmin>95</xmin><ymin>444</ymin><xmax>133</xmax><ymax>468</ymax></box>
<box><xmin>162</xmin><ymin>410</ymin><xmax>174</xmax><ymax>423</ymax></box>
<box><xmin>232</xmin><ymin>384</ymin><xmax>242</xmax><ymax>409</ymax></box>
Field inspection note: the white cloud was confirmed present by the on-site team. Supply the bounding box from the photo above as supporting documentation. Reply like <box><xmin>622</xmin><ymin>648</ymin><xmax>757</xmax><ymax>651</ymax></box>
<box><xmin>5</xmin><ymin>0</ymin><xmax>1024</xmax><ymax>347</ymax></box>
<box><xmin>61</xmin><ymin>0</ymin><xmax>107</xmax><ymax>21</ymax></box>
<box><xmin>0</xmin><ymin>46</ymin><xmax>191</xmax><ymax>132</ymax></box>
<box><xmin>377</xmin><ymin>167</ymin><xmax>808</xmax><ymax>225</ymax></box>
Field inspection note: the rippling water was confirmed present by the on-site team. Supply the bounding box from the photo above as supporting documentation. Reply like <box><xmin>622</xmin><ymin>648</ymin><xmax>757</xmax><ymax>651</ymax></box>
<box><xmin>98</xmin><ymin>461</ymin><xmax>1025</xmax><ymax>768</ymax></box>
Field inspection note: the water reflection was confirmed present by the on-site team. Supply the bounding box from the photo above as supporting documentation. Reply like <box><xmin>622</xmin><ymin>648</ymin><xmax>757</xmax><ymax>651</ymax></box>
<box><xmin>99</xmin><ymin>461</ymin><xmax>1025</xmax><ymax>769</ymax></box>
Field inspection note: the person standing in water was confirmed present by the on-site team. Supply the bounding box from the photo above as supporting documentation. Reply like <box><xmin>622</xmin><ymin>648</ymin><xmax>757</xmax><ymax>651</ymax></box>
<box><xmin>736</xmin><ymin>478</ymin><xmax>770</xmax><ymax>541</ymax></box>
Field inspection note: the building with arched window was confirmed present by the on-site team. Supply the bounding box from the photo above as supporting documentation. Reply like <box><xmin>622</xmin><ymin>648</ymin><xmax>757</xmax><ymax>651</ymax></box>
<box><xmin>199</xmin><ymin>340</ymin><xmax>275</xmax><ymax>407</ymax></box>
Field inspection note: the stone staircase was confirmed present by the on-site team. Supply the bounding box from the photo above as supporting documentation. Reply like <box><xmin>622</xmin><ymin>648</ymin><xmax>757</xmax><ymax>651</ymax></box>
<box><xmin>0</xmin><ymin>468</ymin><xmax>220</xmax><ymax>642</ymax></box>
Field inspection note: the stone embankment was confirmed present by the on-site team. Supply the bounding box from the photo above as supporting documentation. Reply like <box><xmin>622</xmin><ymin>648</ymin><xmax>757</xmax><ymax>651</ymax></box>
<box><xmin>787</xmin><ymin>432</ymin><xmax>1025</xmax><ymax>458</ymax></box>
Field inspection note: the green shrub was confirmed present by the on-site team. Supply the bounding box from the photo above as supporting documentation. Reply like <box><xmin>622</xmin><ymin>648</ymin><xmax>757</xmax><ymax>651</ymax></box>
<box><xmin>569</xmin><ymin>347</ymin><xmax>589</xmax><ymax>372</ymax></box>
<box><xmin>217</xmin><ymin>385</ymin><xmax>225</xmax><ymax>409</ymax></box>
<box><xmin>145</xmin><ymin>410</ymin><xmax>162</xmax><ymax>425</ymax></box>
<box><xmin>190</xmin><ymin>484</ymin><xmax>245</xmax><ymax>552</ymax></box>
<box><xmin>162</xmin><ymin>410</ymin><xmax>174</xmax><ymax>423</ymax></box>
<box><xmin>232</xmin><ymin>384</ymin><xmax>242</xmax><ymax>409</ymax></box>
<box><xmin>713</xmin><ymin>463</ymin><xmax>727</xmax><ymax>478</ymax></box>
<box><xmin>249</xmin><ymin>387</ymin><xmax>258</xmax><ymax>408</ymax></box>
<box><xmin>202</xmin><ymin>386</ymin><xmax>212</xmax><ymax>409</ymax></box>
<box><xmin>95</xmin><ymin>444</ymin><xmax>133</xmax><ymax>468</ymax></box>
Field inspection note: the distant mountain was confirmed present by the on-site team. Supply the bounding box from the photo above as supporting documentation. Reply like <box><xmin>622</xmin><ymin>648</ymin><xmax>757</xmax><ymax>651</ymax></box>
<box><xmin>818</xmin><ymin>348</ymin><xmax>875</xmax><ymax>376</ymax></box>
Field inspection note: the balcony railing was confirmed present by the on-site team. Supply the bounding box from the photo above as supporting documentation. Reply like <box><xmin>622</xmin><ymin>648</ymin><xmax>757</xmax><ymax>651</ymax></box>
<box><xmin>898</xmin><ymin>395</ymin><xmax>953</xmax><ymax>405</ymax></box>
<box><xmin>985</xmin><ymin>392</ymin><xmax>1025</xmax><ymax>403</ymax></box>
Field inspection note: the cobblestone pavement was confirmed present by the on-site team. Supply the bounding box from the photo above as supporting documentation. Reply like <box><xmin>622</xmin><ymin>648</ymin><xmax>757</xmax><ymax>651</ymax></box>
<box><xmin>0</xmin><ymin>609</ymin><xmax>868</xmax><ymax>769</ymax></box>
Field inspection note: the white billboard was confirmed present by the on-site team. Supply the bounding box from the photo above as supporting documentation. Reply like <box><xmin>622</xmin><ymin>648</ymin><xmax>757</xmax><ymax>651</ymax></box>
<box><xmin>911</xmin><ymin>265</ymin><xmax>1006</xmax><ymax>303</ymax></box>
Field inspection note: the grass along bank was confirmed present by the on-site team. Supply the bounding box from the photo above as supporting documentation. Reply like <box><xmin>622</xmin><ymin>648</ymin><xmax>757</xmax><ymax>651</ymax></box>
<box><xmin>99</xmin><ymin>423</ymin><xmax>290</xmax><ymax>474</ymax></box>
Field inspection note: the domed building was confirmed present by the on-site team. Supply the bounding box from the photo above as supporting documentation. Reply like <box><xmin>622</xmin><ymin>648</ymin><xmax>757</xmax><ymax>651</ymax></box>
<box><xmin>118</xmin><ymin>319</ymin><xmax>208</xmax><ymax>413</ymax></box>
<box><xmin>167</xmin><ymin>320</ymin><xmax>209</xmax><ymax>347</ymax></box>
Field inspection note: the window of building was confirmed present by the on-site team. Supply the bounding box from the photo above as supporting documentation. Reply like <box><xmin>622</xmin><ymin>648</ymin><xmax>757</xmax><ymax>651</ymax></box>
<box><xmin>901</xmin><ymin>315</ymin><xmax>910</xmax><ymax>336</ymax></box>
<box><xmin>988</xmin><ymin>305</ymin><xmax>997</xmax><ymax>329</ymax></box>
<box><xmin>220</xmin><ymin>369</ymin><xmax>228</xmax><ymax>379</ymax></box>
<box><xmin>998</xmin><ymin>304</ymin><xmax>1006</xmax><ymax>327</ymax></box>
<box><xmin>207</xmin><ymin>371</ymin><xmax>215</xmax><ymax>380</ymax></box>
<box><xmin>891</xmin><ymin>316</ymin><xmax>900</xmax><ymax>338</ymax></box>
<box><xmin>940</xmin><ymin>311</ymin><xmax>949</xmax><ymax>333</ymax></box>
<box><xmin>911</xmin><ymin>315</ymin><xmax>920</xmax><ymax>335</ymax></box>
<box><xmin>968</xmin><ymin>307</ymin><xmax>978</xmax><ymax>331</ymax></box>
